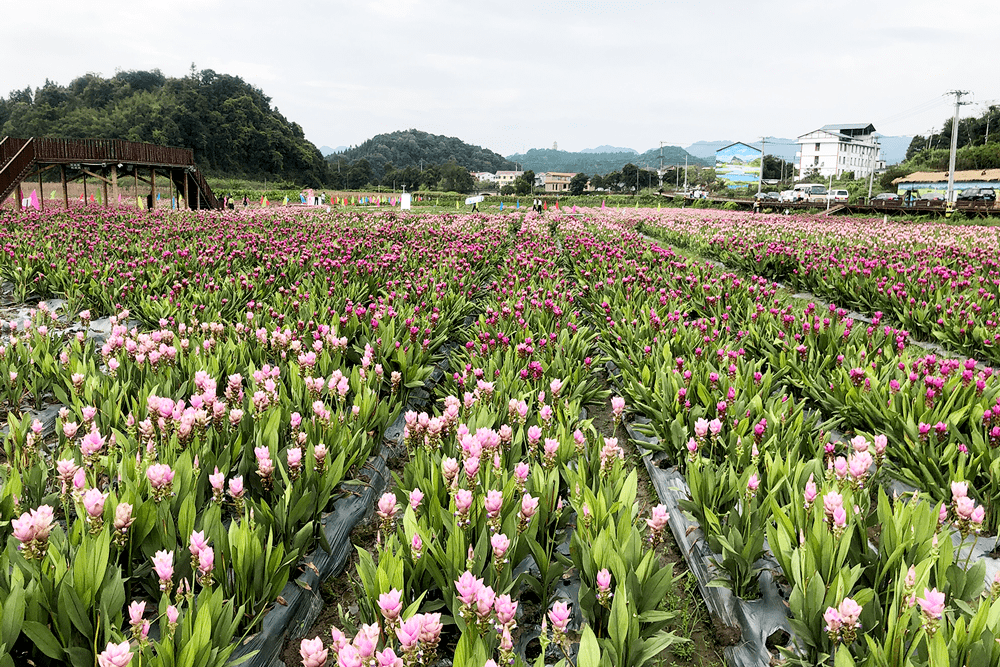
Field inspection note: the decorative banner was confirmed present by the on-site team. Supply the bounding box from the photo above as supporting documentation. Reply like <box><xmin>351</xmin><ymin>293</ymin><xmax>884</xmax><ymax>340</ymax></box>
<box><xmin>284</xmin><ymin>196</ymin><xmax>289</xmax><ymax>206</ymax></box>
<box><xmin>50</xmin><ymin>190</ymin><xmax>56</xmax><ymax>199</ymax></box>
<box><xmin>464</xmin><ymin>195</ymin><xmax>484</xmax><ymax>205</ymax></box>
<box><xmin>601</xmin><ymin>200</ymin><xmax>605</xmax><ymax>209</ymax></box>
<box><xmin>500</xmin><ymin>202</ymin><xmax>504</xmax><ymax>211</ymax></box>
<box><xmin>29</xmin><ymin>190</ymin><xmax>40</xmax><ymax>211</ymax></box>
<box><xmin>543</xmin><ymin>201</ymin><xmax>547</xmax><ymax>210</ymax></box>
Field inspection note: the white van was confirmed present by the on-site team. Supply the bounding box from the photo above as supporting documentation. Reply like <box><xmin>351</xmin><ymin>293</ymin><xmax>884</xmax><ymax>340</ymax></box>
<box><xmin>792</xmin><ymin>183</ymin><xmax>826</xmax><ymax>201</ymax></box>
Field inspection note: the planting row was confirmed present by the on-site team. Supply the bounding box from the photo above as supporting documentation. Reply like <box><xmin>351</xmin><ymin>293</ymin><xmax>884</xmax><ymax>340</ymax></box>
<box><xmin>0</xmin><ymin>209</ymin><xmax>509</xmax><ymax>666</ymax></box>
<box><xmin>298</xmin><ymin>216</ymin><xmax>695</xmax><ymax>667</ymax></box>
<box><xmin>568</xmin><ymin>212</ymin><xmax>1000</xmax><ymax>665</ymax></box>
<box><xmin>631</xmin><ymin>209</ymin><xmax>1000</xmax><ymax>364</ymax></box>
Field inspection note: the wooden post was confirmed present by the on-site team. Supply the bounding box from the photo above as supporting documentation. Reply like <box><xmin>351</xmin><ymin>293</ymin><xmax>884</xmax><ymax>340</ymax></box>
<box><xmin>82</xmin><ymin>173</ymin><xmax>87</xmax><ymax>206</ymax></box>
<box><xmin>150</xmin><ymin>168</ymin><xmax>156</xmax><ymax>210</ymax></box>
<box><xmin>196</xmin><ymin>183</ymin><xmax>200</xmax><ymax>210</ymax></box>
<box><xmin>61</xmin><ymin>165</ymin><xmax>69</xmax><ymax>210</ymax></box>
<box><xmin>111</xmin><ymin>165</ymin><xmax>119</xmax><ymax>208</ymax></box>
<box><xmin>38</xmin><ymin>171</ymin><xmax>44</xmax><ymax>212</ymax></box>
<box><xmin>183</xmin><ymin>171</ymin><xmax>189</xmax><ymax>210</ymax></box>
<box><xmin>102</xmin><ymin>169</ymin><xmax>109</xmax><ymax>208</ymax></box>
<box><xmin>133</xmin><ymin>169</ymin><xmax>139</xmax><ymax>208</ymax></box>
<box><xmin>15</xmin><ymin>183</ymin><xmax>22</xmax><ymax>211</ymax></box>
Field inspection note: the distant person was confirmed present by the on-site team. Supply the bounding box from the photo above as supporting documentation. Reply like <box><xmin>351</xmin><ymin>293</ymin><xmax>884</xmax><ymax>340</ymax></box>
<box><xmin>242</xmin><ymin>194</ymin><xmax>249</xmax><ymax>208</ymax></box>
<box><xmin>146</xmin><ymin>194</ymin><xmax>154</xmax><ymax>210</ymax></box>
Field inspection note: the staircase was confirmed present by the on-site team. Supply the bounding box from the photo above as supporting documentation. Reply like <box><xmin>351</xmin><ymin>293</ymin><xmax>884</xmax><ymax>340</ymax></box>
<box><xmin>168</xmin><ymin>168</ymin><xmax>220</xmax><ymax>210</ymax></box>
<box><xmin>0</xmin><ymin>137</ymin><xmax>37</xmax><ymax>207</ymax></box>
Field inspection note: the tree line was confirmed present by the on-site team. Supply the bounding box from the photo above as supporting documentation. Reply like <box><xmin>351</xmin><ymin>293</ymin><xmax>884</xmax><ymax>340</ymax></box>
<box><xmin>1</xmin><ymin>68</ymin><xmax>333</xmax><ymax>186</ymax></box>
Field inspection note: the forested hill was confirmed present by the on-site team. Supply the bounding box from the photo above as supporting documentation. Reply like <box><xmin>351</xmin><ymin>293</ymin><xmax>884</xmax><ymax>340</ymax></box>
<box><xmin>329</xmin><ymin>129</ymin><xmax>516</xmax><ymax>178</ymax></box>
<box><xmin>0</xmin><ymin>69</ymin><xmax>332</xmax><ymax>186</ymax></box>
<box><xmin>506</xmin><ymin>145</ymin><xmax>710</xmax><ymax>175</ymax></box>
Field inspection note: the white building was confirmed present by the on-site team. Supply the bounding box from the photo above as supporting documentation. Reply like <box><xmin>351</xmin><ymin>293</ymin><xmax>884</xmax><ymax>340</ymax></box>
<box><xmin>795</xmin><ymin>124</ymin><xmax>881</xmax><ymax>179</ymax></box>
<box><xmin>495</xmin><ymin>171</ymin><xmax>524</xmax><ymax>188</ymax></box>
<box><xmin>471</xmin><ymin>172</ymin><xmax>498</xmax><ymax>183</ymax></box>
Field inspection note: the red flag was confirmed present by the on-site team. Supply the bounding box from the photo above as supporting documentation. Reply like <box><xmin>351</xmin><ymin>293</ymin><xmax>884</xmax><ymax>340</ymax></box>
<box><xmin>543</xmin><ymin>201</ymin><xmax>547</xmax><ymax>210</ymax></box>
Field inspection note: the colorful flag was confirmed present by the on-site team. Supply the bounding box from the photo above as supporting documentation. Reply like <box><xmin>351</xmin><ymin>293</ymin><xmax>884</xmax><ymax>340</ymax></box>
<box><xmin>555</xmin><ymin>200</ymin><xmax>559</xmax><ymax>211</ymax></box>
<box><xmin>284</xmin><ymin>196</ymin><xmax>289</xmax><ymax>205</ymax></box>
<box><xmin>29</xmin><ymin>190</ymin><xmax>40</xmax><ymax>211</ymax></box>
<box><xmin>500</xmin><ymin>201</ymin><xmax>503</xmax><ymax>211</ymax></box>
<box><xmin>456</xmin><ymin>200</ymin><xmax>460</xmax><ymax>210</ymax></box>
<box><xmin>157</xmin><ymin>193</ymin><xmax>161</xmax><ymax>201</ymax></box>
<box><xmin>172</xmin><ymin>197</ymin><xmax>176</xmax><ymax>209</ymax></box>
<box><xmin>300</xmin><ymin>194</ymin><xmax>307</xmax><ymax>203</ymax></box>
<box><xmin>543</xmin><ymin>201</ymin><xmax>547</xmax><ymax>210</ymax></box>
<box><xmin>601</xmin><ymin>200</ymin><xmax>605</xmax><ymax>210</ymax></box>
<box><xmin>635</xmin><ymin>200</ymin><xmax>639</xmax><ymax>209</ymax></box>
<box><xmin>49</xmin><ymin>190</ymin><xmax>56</xmax><ymax>199</ymax></box>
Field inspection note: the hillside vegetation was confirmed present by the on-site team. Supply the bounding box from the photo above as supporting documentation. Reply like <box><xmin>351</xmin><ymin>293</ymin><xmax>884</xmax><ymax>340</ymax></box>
<box><xmin>506</xmin><ymin>145</ymin><xmax>710</xmax><ymax>175</ymax></box>
<box><xmin>327</xmin><ymin>129</ymin><xmax>516</xmax><ymax>178</ymax></box>
<box><xmin>1</xmin><ymin>68</ymin><xmax>332</xmax><ymax>186</ymax></box>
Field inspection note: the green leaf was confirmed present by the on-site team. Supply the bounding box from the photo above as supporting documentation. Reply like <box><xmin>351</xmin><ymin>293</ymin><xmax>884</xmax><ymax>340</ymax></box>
<box><xmin>22</xmin><ymin>621</ymin><xmax>63</xmax><ymax>660</ymax></box>
<box><xmin>578</xmin><ymin>624</ymin><xmax>601</xmax><ymax>667</ymax></box>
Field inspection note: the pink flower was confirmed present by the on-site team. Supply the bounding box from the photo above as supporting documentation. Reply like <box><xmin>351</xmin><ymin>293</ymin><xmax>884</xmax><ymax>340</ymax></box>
<box><xmin>378</xmin><ymin>589</ymin><xmax>403</xmax><ymax>621</ymax></box>
<box><xmin>146</xmin><ymin>464</ymin><xmax>175</xmax><ymax>490</ymax></box>
<box><xmin>82</xmin><ymin>487</ymin><xmax>107</xmax><ymax>518</ymax></box>
<box><xmin>491</xmin><ymin>533</ymin><xmax>510</xmax><ymax>560</ymax></box>
<box><xmin>455</xmin><ymin>570</ymin><xmax>483</xmax><ymax>605</ymax></box>
<box><xmin>694</xmin><ymin>418</ymin><xmax>709</xmax><ymax>438</ymax></box>
<box><xmin>80</xmin><ymin>429</ymin><xmax>106</xmax><ymax>457</ymax></box>
<box><xmin>916</xmin><ymin>588</ymin><xmax>946</xmax><ymax>620</ymax></box>
<box><xmin>649</xmin><ymin>503</ymin><xmax>670</xmax><ymax>530</ymax></box>
<box><xmin>375</xmin><ymin>647</ymin><xmax>403</xmax><ymax>667</ymax></box>
<box><xmin>804</xmin><ymin>475</ymin><xmax>818</xmax><ymax>506</ymax></box>
<box><xmin>823</xmin><ymin>607</ymin><xmax>842</xmax><ymax>633</ymax></box>
<box><xmin>747</xmin><ymin>473</ymin><xmax>760</xmax><ymax>494</ymax></box>
<box><xmin>611</xmin><ymin>396</ymin><xmax>626</xmax><ymax>417</ymax></box>
<box><xmin>596</xmin><ymin>568</ymin><xmax>612</xmax><ymax>591</ymax></box>
<box><xmin>838</xmin><ymin>598</ymin><xmax>863</xmax><ymax>626</ymax></box>
<box><xmin>198</xmin><ymin>546</ymin><xmax>214</xmax><ymax>577</ymax></box>
<box><xmin>956</xmin><ymin>496</ymin><xmax>976</xmax><ymax>520</ymax></box>
<box><xmin>520</xmin><ymin>494</ymin><xmax>539</xmax><ymax>519</ymax></box>
<box><xmin>377</xmin><ymin>493</ymin><xmax>398</xmax><ymax>520</ymax></box>
<box><xmin>494</xmin><ymin>594</ymin><xmax>518</xmax><ymax>625</ymax></box>
<box><xmin>128</xmin><ymin>600</ymin><xmax>145</xmax><ymax>627</ymax></box>
<box><xmin>167</xmin><ymin>605</ymin><xmax>179</xmax><ymax>624</ymax></box>
<box><xmin>189</xmin><ymin>530</ymin><xmax>208</xmax><ymax>557</ymax></box>
<box><xmin>63</xmin><ymin>421</ymin><xmax>80</xmax><ymax>439</ymax></box>
<box><xmin>951</xmin><ymin>481</ymin><xmax>969</xmax><ymax>499</ymax></box>
<box><xmin>548</xmin><ymin>601</ymin><xmax>572</xmax><ymax>632</ymax></box>
<box><xmin>409</xmin><ymin>488</ymin><xmax>424</xmax><ymax>510</ymax></box>
<box><xmin>484</xmin><ymin>489</ymin><xmax>504</xmax><ymax>517</ymax></box>
<box><xmin>299</xmin><ymin>636</ymin><xmax>328</xmax><ymax>667</ymax></box>
<box><xmin>455</xmin><ymin>489</ymin><xmax>473</xmax><ymax>515</ymax></box>
<box><xmin>823</xmin><ymin>491</ymin><xmax>843</xmax><ymax>517</ymax></box>
<box><xmin>527</xmin><ymin>425</ymin><xmax>542</xmax><ymax>445</ymax></box>
<box><xmin>228</xmin><ymin>475</ymin><xmax>245</xmax><ymax>498</ymax></box>
<box><xmin>337</xmin><ymin>644</ymin><xmax>362</xmax><ymax>667</ymax></box>
<box><xmin>152</xmin><ymin>550</ymin><xmax>173</xmax><ymax>588</ymax></box>
<box><xmin>419</xmin><ymin>612</ymin><xmax>442</xmax><ymax>645</ymax></box>
<box><xmin>209</xmin><ymin>467</ymin><xmax>225</xmax><ymax>491</ymax></box>
<box><xmin>114</xmin><ymin>502</ymin><xmax>133</xmax><ymax>531</ymax></box>
<box><xmin>97</xmin><ymin>641</ymin><xmax>133</xmax><ymax>667</ymax></box>
<box><xmin>395</xmin><ymin>616</ymin><xmax>422</xmax><ymax>652</ymax></box>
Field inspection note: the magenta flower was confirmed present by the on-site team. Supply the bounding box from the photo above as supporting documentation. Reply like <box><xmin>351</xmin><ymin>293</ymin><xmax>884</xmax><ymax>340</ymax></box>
<box><xmin>491</xmin><ymin>533</ymin><xmax>510</xmax><ymax>561</ymax></box>
<box><xmin>152</xmin><ymin>550</ymin><xmax>173</xmax><ymax>590</ymax></box>
<box><xmin>82</xmin><ymin>487</ymin><xmax>107</xmax><ymax>518</ymax></box>
<box><xmin>484</xmin><ymin>489</ymin><xmax>504</xmax><ymax>517</ymax></box>
<box><xmin>80</xmin><ymin>429</ymin><xmax>106</xmax><ymax>457</ymax></box>
<box><xmin>455</xmin><ymin>570</ymin><xmax>483</xmax><ymax>605</ymax></box>
<box><xmin>395</xmin><ymin>616</ymin><xmax>422</xmax><ymax>652</ymax></box>
<box><xmin>548</xmin><ymin>601</ymin><xmax>572</xmax><ymax>633</ymax></box>
<box><xmin>409</xmin><ymin>488</ymin><xmax>424</xmax><ymax>510</ymax></box>
<box><xmin>916</xmin><ymin>588</ymin><xmax>946</xmax><ymax>620</ymax></box>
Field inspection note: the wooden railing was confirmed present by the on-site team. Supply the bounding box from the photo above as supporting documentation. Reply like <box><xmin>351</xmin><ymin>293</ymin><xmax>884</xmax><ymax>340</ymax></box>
<box><xmin>30</xmin><ymin>138</ymin><xmax>195</xmax><ymax>167</ymax></box>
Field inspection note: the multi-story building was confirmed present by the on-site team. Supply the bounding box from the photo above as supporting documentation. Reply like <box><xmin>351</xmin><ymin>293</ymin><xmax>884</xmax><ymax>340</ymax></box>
<box><xmin>471</xmin><ymin>172</ymin><xmax>498</xmax><ymax>183</ymax></box>
<box><xmin>495</xmin><ymin>171</ymin><xmax>523</xmax><ymax>188</ymax></box>
<box><xmin>795</xmin><ymin>124</ymin><xmax>881</xmax><ymax>179</ymax></box>
<box><xmin>538</xmin><ymin>172</ymin><xmax>576</xmax><ymax>193</ymax></box>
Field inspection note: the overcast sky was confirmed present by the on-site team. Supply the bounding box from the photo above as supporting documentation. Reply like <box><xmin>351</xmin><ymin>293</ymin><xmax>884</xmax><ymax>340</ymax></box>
<box><xmin>3</xmin><ymin>0</ymin><xmax>996</xmax><ymax>156</ymax></box>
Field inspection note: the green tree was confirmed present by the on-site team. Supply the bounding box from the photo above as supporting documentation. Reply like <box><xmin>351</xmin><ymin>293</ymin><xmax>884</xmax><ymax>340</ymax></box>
<box><xmin>513</xmin><ymin>170</ymin><xmax>535</xmax><ymax>195</ymax></box>
<box><xmin>621</xmin><ymin>163</ymin><xmax>639</xmax><ymax>192</ymax></box>
<box><xmin>589</xmin><ymin>174</ymin><xmax>604</xmax><ymax>190</ymax></box>
<box><xmin>569</xmin><ymin>173</ymin><xmax>590</xmax><ymax>195</ymax></box>
<box><xmin>347</xmin><ymin>159</ymin><xmax>374</xmax><ymax>189</ymax></box>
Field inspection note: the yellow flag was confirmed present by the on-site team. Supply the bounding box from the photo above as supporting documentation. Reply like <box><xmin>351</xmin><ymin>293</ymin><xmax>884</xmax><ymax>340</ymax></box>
<box><xmin>456</xmin><ymin>200</ymin><xmax>460</xmax><ymax>210</ymax></box>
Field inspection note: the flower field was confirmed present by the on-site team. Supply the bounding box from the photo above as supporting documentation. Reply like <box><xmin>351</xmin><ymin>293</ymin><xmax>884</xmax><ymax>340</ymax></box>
<box><xmin>1</xmin><ymin>205</ymin><xmax>1000</xmax><ymax>667</ymax></box>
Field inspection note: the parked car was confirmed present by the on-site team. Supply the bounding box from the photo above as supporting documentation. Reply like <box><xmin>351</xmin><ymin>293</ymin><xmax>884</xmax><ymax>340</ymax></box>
<box><xmin>920</xmin><ymin>192</ymin><xmax>945</xmax><ymax>201</ymax></box>
<box><xmin>827</xmin><ymin>189</ymin><xmax>850</xmax><ymax>202</ymax></box>
<box><xmin>778</xmin><ymin>190</ymin><xmax>796</xmax><ymax>202</ymax></box>
<box><xmin>958</xmin><ymin>187</ymin><xmax>997</xmax><ymax>202</ymax></box>
<box><xmin>753</xmin><ymin>192</ymin><xmax>779</xmax><ymax>201</ymax></box>
<box><xmin>871</xmin><ymin>193</ymin><xmax>900</xmax><ymax>202</ymax></box>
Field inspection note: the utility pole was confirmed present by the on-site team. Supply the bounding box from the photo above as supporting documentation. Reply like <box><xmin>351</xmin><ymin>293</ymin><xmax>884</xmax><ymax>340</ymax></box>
<box><xmin>757</xmin><ymin>137</ymin><xmax>766</xmax><ymax>195</ymax></box>
<box><xmin>867</xmin><ymin>137</ymin><xmax>879</xmax><ymax>201</ymax></box>
<box><xmin>683</xmin><ymin>156</ymin><xmax>688</xmax><ymax>192</ymax></box>
<box><xmin>945</xmin><ymin>90</ymin><xmax>971</xmax><ymax>204</ymax></box>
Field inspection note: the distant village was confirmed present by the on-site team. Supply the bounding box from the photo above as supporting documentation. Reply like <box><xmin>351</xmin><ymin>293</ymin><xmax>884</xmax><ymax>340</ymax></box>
<box><xmin>473</xmin><ymin>123</ymin><xmax>998</xmax><ymax>197</ymax></box>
